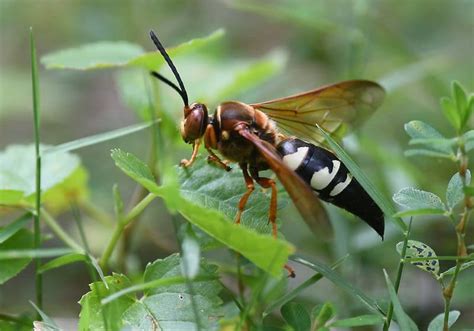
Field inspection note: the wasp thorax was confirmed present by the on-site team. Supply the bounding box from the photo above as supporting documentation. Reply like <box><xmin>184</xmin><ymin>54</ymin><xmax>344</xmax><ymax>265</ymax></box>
<box><xmin>180</xmin><ymin>103</ymin><xmax>209</xmax><ymax>143</ymax></box>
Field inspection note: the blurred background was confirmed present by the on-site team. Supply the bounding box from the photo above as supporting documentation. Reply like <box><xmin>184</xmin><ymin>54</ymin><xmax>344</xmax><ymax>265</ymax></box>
<box><xmin>1</xmin><ymin>0</ymin><xmax>473</xmax><ymax>329</ymax></box>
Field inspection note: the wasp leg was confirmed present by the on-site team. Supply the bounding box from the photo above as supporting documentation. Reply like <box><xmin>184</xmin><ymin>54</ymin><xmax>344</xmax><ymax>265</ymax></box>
<box><xmin>180</xmin><ymin>139</ymin><xmax>201</xmax><ymax>168</ymax></box>
<box><xmin>235</xmin><ymin>164</ymin><xmax>255</xmax><ymax>225</ymax></box>
<box><xmin>250</xmin><ymin>169</ymin><xmax>294</xmax><ymax>277</ymax></box>
<box><xmin>206</xmin><ymin>148</ymin><xmax>231</xmax><ymax>171</ymax></box>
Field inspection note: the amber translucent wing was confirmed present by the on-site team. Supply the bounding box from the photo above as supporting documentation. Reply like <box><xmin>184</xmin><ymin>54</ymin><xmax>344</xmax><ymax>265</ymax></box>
<box><xmin>238</xmin><ymin>129</ymin><xmax>333</xmax><ymax>238</ymax></box>
<box><xmin>251</xmin><ymin>80</ymin><xmax>385</xmax><ymax>145</ymax></box>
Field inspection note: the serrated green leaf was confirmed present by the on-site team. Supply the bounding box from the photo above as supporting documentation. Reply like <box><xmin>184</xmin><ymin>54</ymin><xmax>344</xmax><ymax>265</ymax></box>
<box><xmin>383</xmin><ymin>270</ymin><xmax>419</xmax><ymax>331</ymax></box>
<box><xmin>280</xmin><ymin>302</ymin><xmax>311</xmax><ymax>331</ymax></box>
<box><xmin>178</xmin><ymin>158</ymin><xmax>289</xmax><ymax>235</ymax></box>
<box><xmin>396</xmin><ymin>240</ymin><xmax>439</xmax><ymax>277</ymax></box>
<box><xmin>446</xmin><ymin>171</ymin><xmax>471</xmax><ymax>210</ymax></box>
<box><xmin>0</xmin><ymin>213</ymin><xmax>31</xmax><ymax>244</ymax></box>
<box><xmin>42</xmin><ymin>42</ymin><xmax>144</xmax><ymax>70</ymax></box>
<box><xmin>112</xmin><ymin>149</ymin><xmax>295</xmax><ymax>276</ymax></box>
<box><xmin>427</xmin><ymin>310</ymin><xmax>460</xmax><ymax>331</ymax></box>
<box><xmin>440</xmin><ymin>97</ymin><xmax>461</xmax><ymax>130</ymax></box>
<box><xmin>42</xmin><ymin>30</ymin><xmax>224</xmax><ymax>71</ymax></box>
<box><xmin>312</xmin><ymin>302</ymin><xmax>336</xmax><ymax>329</ymax></box>
<box><xmin>79</xmin><ymin>274</ymin><xmax>135</xmax><ymax>331</ymax></box>
<box><xmin>393</xmin><ymin>187</ymin><xmax>446</xmax><ymax>213</ymax></box>
<box><xmin>329</xmin><ymin>314</ymin><xmax>384</xmax><ymax>327</ymax></box>
<box><xmin>0</xmin><ymin>228</ymin><xmax>33</xmax><ymax>284</ymax></box>
<box><xmin>291</xmin><ymin>256</ymin><xmax>384</xmax><ymax>315</ymax></box>
<box><xmin>404</xmin><ymin>121</ymin><xmax>454</xmax><ymax>155</ymax></box>
<box><xmin>122</xmin><ymin>254</ymin><xmax>222</xmax><ymax>330</ymax></box>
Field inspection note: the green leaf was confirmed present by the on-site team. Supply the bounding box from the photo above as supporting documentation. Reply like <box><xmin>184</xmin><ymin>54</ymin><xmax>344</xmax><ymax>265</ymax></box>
<box><xmin>440</xmin><ymin>260</ymin><xmax>474</xmax><ymax>278</ymax></box>
<box><xmin>291</xmin><ymin>255</ymin><xmax>384</xmax><ymax>315</ymax></box>
<box><xmin>0</xmin><ymin>190</ymin><xmax>25</xmax><ymax>206</ymax></box>
<box><xmin>280</xmin><ymin>302</ymin><xmax>311</xmax><ymax>331</ymax></box>
<box><xmin>396</xmin><ymin>240</ymin><xmax>439</xmax><ymax>277</ymax></box>
<box><xmin>178</xmin><ymin>157</ymin><xmax>289</xmax><ymax>235</ymax></box>
<box><xmin>42</xmin><ymin>42</ymin><xmax>144</xmax><ymax>70</ymax></box>
<box><xmin>452</xmin><ymin>81</ymin><xmax>468</xmax><ymax>126</ymax></box>
<box><xmin>427</xmin><ymin>310</ymin><xmax>460</xmax><ymax>331</ymax></box>
<box><xmin>463</xmin><ymin>130</ymin><xmax>474</xmax><ymax>152</ymax></box>
<box><xmin>213</xmin><ymin>50</ymin><xmax>287</xmax><ymax>102</ymax></box>
<box><xmin>78</xmin><ymin>274</ymin><xmax>135</xmax><ymax>331</ymax></box>
<box><xmin>404</xmin><ymin>121</ymin><xmax>454</xmax><ymax>156</ymax></box>
<box><xmin>30</xmin><ymin>301</ymin><xmax>61</xmax><ymax>331</ymax></box>
<box><xmin>42</xmin><ymin>29</ymin><xmax>224</xmax><ymax>71</ymax></box>
<box><xmin>393</xmin><ymin>187</ymin><xmax>446</xmax><ymax>214</ymax></box>
<box><xmin>0</xmin><ymin>213</ymin><xmax>31</xmax><ymax>244</ymax></box>
<box><xmin>112</xmin><ymin>149</ymin><xmax>295</xmax><ymax>277</ymax></box>
<box><xmin>312</xmin><ymin>303</ymin><xmax>336</xmax><ymax>329</ymax></box>
<box><xmin>440</xmin><ymin>97</ymin><xmax>461</xmax><ymax>130</ymax></box>
<box><xmin>43</xmin><ymin>121</ymin><xmax>158</xmax><ymax>155</ymax></box>
<box><xmin>0</xmin><ymin>144</ymin><xmax>80</xmax><ymax>197</ymax></box>
<box><xmin>317</xmin><ymin>126</ymin><xmax>406</xmax><ymax>231</ymax></box>
<box><xmin>122</xmin><ymin>254</ymin><xmax>222</xmax><ymax>330</ymax></box>
<box><xmin>180</xmin><ymin>225</ymin><xmax>201</xmax><ymax>279</ymax></box>
<box><xmin>446</xmin><ymin>171</ymin><xmax>471</xmax><ymax>210</ymax></box>
<box><xmin>0</xmin><ymin>228</ymin><xmax>33</xmax><ymax>284</ymax></box>
<box><xmin>38</xmin><ymin>252</ymin><xmax>87</xmax><ymax>274</ymax></box>
<box><xmin>404</xmin><ymin>149</ymin><xmax>455</xmax><ymax>159</ymax></box>
<box><xmin>383</xmin><ymin>269</ymin><xmax>419</xmax><ymax>331</ymax></box>
<box><xmin>330</xmin><ymin>314</ymin><xmax>384</xmax><ymax>327</ymax></box>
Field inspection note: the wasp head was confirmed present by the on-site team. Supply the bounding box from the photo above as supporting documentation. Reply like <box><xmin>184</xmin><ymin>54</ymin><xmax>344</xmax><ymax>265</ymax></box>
<box><xmin>180</xmin><ymin>103</ymin><xmax>209</xmax><ymax>143</ymax></box>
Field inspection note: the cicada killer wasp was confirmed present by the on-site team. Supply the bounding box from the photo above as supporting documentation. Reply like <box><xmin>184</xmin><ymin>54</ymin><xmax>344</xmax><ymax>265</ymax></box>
<box><xmin>149</xmin><ymin>31</ymin><xmax>385</xmax><ymax>272</ymax></box>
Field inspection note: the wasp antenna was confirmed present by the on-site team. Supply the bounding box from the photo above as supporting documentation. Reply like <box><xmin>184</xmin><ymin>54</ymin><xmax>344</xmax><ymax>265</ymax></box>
<box><xmin>149</xmin><ymin>30</ymin><xmax>189</xmax><ymax>106</ymax></box>
<box><xmin>150</xmin><ymin>71</ymin><xmax>185</xmax><ymax>99</ymax></box>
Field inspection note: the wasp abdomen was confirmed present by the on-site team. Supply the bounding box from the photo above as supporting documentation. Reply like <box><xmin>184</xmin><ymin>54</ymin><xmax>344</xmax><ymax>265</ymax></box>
<box><xmin>277</xmin><ymin>138</ymin><xmax>384</xmax><ymax>237</ymax></box>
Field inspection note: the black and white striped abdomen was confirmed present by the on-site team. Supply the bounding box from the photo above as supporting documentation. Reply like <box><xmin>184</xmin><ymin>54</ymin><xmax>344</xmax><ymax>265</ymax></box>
<box><xmin>277</xmin><ymin>138</ymin><xmax>384</xmax><ymax>237</ymax></box>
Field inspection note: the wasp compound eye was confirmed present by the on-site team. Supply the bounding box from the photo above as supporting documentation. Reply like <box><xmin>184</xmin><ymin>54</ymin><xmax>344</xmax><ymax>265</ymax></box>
<box><xmin>180</xmin><ymin>103</ymin><xmax>208</xmax><ymax>143</ymax></box>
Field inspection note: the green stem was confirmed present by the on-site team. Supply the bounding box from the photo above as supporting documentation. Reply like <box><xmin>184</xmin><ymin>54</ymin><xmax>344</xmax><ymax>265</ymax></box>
<box><xmin>99</xmin><ymin>193</ymin><xmax>156</xmax><ymax>270</ymax></box>
<box><xmin>442</xmin><ymin>143</ymin><xmax>471</xmax><ymax>331</ymax></box>
<box><xmin>383</xmin><ymin>219</ymin><xmax>412</xmax><ymax>331</ymax></box>
<box><xmin>30</xmin><ymin>27</ymin><xmax>42</xmax><ymax>317</ymax></box>
<box><xmin>41</xmin><ymin>208</ymin><xmax>83</xmax><ymax>252</ymax></box>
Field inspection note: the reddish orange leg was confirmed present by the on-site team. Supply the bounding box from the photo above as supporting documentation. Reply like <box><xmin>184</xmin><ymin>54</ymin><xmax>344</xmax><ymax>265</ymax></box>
<box><xmin>180</xmin><ymin>139</ymin><xmax>201</xmax><ymax>168</ymax></box>
<box><xmin>234</xmin><ymin>164</ymin><xmax>255</xmax><ymax>225</ymax></box>
<box><xmin>206</xmin><ymin>148</ymin><xmax>231</xmax><ymax>171</ymax></box>
<box><xmin>254</xmin><ymin>177</ymin><xmax>278</xmax><ymax>238</ymax></box>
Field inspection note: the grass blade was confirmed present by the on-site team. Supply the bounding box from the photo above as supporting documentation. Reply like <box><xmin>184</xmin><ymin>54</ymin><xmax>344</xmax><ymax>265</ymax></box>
<box><xmin>0</xmin><ymin>248</ymin><xmax>75</xmax><ymax>259</ymax></box>
<box><xmin>30</xmin><ymin>26</ymin><xmax>43</xmax><ymax>316</ymax></box>
<box><xmin>43</xmin><ymin>120</ymin><xmax>159</xmax><ymax>155</ymax></box>
<box><xmin>38</xmin><ymin>253</ymin><xmax>87</xmax><ymax>273</ymax></box>
<box><xmin>291</xmin><ymin>255</ymin><xmax>385</xmax><ymax>315</ymax></box>
<box><xmin>317</xmin><ymin>126</ymin><xmax>407</xmax><ymax>231</ymax></box>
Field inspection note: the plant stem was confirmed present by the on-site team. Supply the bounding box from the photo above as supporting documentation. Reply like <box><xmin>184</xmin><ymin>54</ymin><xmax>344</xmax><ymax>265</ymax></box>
<box><xmin>99</xmin><ymin>193</ymin><xmax>156</xmax><ymax>270</ymax></box>
<box><xmin>383</xmin><ymin>219</ymin><xmax>412</xmax><ymax>331</ymax></box>
<box><xmin>442</xmin><ymin>144</ymin><xmax>471</xmax><ymax>331</ymax></box>
<box><xmin>30</xmin><ymin>27</ymin><xmax>42</xmax><ymax>317</ymax></box>
<box><xmin>41</xmin><ymin>208</ymin><xmax>84</xmax><ymax>252</ymax></box>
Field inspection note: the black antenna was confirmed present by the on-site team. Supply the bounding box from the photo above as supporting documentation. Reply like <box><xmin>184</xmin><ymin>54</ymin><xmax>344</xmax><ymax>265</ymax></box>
<box><xmin>149</xmin><ymin>30</ymin><xmax>189</xmax><ymax>106</ymax></box>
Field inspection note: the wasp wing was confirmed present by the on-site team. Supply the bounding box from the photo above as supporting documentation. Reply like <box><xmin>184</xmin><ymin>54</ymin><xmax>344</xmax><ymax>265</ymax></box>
<box><xmin>251</xmin><ymin>80</ymin><xmax>385</xmax><ymax>145</ymax></box>
<box><xmin>238</xmin><ymin>129</ymin><xmax>332</xmax><ymax>238</ymax></box>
